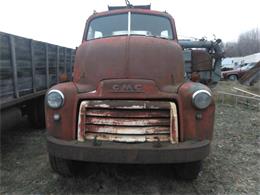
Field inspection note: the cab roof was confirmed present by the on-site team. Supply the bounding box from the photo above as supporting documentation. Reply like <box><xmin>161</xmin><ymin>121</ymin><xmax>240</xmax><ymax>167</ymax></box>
<box><xmin>108</xmin><ymin>5</ymin><xmax>151</xmax><ymax>10</ymax></box>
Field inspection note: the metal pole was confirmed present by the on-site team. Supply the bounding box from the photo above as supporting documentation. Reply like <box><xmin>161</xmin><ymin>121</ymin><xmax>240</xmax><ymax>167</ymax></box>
<box><xmin>64</xmin><ymin>48</ymin><xmax>67</xmax><ymax>75</ymax></box>
<box><xmin>56</xmin><ymin>46</ymin><xmax>59</xmax><ymax>83</ymax></box>
<box><xmin>30</xmin><ymin>40</ymin><xmax>36</xmax><ymax>93</ymax></box>
<box><xmin>45</xmin><ymin>43</ymin><xmax>49</xmax><ymax>88</ymax></box>
<box><xmin>70</xmin><ymin>49</ymin><xmax>73</xmax><ymax>80</ymax></box>
<box><xmin>9</xmin><ymin>35</ymin><xmax>19</xmax><ymax>98</ymax></box>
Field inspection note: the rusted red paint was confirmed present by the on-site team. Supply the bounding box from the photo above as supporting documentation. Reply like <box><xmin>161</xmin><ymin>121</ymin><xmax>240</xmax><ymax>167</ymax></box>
<box><xmin>45</xmin><ymin>82</ymin><xmax>78</xmax><ymax>140</ymax></box>
<box><xmin>177</xmin><ymin>82</ymin><xmax>215</xmax><ymax>141</ymax></box>
<box><xmin>45</xmin><ymin>81</ymin><xmax>214</xmax><ymax>143</ymax></box>
<box><xmin>46</xmin><ymin>8</ymin><xmax>215</xmax><ymax>150</ymax></box>
<box><xmin>74</xmin><ymin>37</ymin><xmax>184</xmax><ymax>92</ymax></box>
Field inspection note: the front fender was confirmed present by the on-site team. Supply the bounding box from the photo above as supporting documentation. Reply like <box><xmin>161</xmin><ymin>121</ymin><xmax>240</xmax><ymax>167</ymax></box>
<box><xmin>178</xmin><ymin>82</ymin><xmax>215</xmax><ymax>141</ymax></box>
<box><xmin>45</xmin><ymin>82</ymin><xmax>78</xmax><ymax>140</ymax></box>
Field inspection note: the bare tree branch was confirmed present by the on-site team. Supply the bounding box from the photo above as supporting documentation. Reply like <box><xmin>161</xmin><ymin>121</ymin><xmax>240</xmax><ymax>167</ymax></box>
<box><xmin>224</xmin><ymin>28</ymin><xmax>260</xmax><ymax>57</ymax></box>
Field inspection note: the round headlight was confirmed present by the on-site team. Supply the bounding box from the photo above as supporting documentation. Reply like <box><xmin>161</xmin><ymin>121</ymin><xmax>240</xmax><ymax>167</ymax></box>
<box><xmin>47</xmin><ymin>90</ymin><xmax>64</xmax><ymax>109</ymax></box>
<box><xmin>192</xmin><ymin>90</ymin><xmax>212</xmax><ymax>109</ymax></box>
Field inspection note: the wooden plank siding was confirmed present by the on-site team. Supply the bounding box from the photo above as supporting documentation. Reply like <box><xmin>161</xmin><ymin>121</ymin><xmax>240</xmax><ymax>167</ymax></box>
<box><xmin>0</xmin><ymin>32</ymin><xmax>75</xmax><ymax>108</ymax></box>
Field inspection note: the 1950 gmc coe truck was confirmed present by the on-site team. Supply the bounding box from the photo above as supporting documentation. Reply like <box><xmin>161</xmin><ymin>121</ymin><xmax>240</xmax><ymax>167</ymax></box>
<box><xmin>46</xmin><ymin>5</ymin><xmax>223</xmax><ymax>179</ymax></box>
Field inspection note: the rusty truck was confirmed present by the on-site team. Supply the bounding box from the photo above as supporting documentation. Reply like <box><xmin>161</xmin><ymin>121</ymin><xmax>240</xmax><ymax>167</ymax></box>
<box><xmin>45</xmin><ymin>5</ymin><xmax>223</xmax><ymax>179</ymax></box>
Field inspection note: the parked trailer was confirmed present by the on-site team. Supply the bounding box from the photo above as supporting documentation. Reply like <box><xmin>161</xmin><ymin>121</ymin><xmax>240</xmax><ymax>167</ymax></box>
<box><xmin>0</xmin><ymin>32</ymin><xmax>75</xmax><ymax>128</ymax></box>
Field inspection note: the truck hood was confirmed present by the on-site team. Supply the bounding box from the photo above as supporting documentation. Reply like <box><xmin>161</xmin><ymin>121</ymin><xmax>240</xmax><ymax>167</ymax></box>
<box><xmin>73</xmin><ymin>36</ymin><xmax>184</xmax><ymax>93</ymax></box>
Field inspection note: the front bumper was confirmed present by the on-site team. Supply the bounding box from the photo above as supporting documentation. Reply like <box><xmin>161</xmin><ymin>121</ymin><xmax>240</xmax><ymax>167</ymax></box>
<box><xmin>47</xmin><ymin>136</ymin><xmax>210</xmax><ymax>164</ymax></box>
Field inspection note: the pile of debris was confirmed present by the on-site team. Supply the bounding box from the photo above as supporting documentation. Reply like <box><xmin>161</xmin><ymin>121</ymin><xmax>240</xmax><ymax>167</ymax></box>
<box><xmin>213</xmin><ymin>81</ymin><xmax>260</xmax><ymax>110</ymax></box>
<box><xmin>240</xmin><ymin>61</ymin><xmax>260</xmax><ymax>86</ymax></box>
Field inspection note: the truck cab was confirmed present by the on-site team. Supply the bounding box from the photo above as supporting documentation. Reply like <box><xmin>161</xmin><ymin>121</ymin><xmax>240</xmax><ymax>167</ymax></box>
<box><xmin>46</xmin><ymin>6</ymin><xmax>222</xmax><ymax>179</ymax></box>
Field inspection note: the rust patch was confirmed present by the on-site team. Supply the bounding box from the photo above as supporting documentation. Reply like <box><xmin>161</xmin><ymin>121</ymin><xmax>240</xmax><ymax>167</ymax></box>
<box><xmin>85</xmin><ymin>133</ymin><xmax>170</xmax><ymax>143</ymax></box>
<box><xmin>85</xmin><ymin>126</ymin><xmax>170</xmax><ymax>135</ymax></box>
<box><xmin>170</xmin><ymin>102</ymin><xmax>178</xmax><ymax>144</ymax></box>
<box><xmin>77</xmin><ymin>101</ymin><xmax>88</xmax><ymax>141</ymax></box>
<box><xmin>85</xmin><ymin>117</ymin><xmax>170</xmax><ymax>126</ymax></box>
<box><xmin>77</xmin><ymin>100</ymin><xmax>178</xmax><ymax>143</ymax></box>
<box><xmin>85</xmin><ymin>109</ymin><xmax>170</xmax><ymax>118</ymax></box>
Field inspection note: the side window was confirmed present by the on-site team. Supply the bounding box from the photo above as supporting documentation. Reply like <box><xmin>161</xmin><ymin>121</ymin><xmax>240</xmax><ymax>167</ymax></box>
<box><xmin>87</xmin><ymin>26</ymin><xmax>94</xmax><ymax>39</ymax></box>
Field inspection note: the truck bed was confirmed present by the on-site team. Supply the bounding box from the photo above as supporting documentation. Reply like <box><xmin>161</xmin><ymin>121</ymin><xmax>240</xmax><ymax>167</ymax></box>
<box><xmin>0</xmin><ymin>32</ymin><xmax>75</xmax><ymax>109</ymax></box>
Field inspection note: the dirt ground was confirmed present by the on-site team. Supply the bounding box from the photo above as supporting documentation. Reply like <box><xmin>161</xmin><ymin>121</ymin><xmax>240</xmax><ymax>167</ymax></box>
<box><xmin>1</xmin><ymin>104</ymin><xmax>259</xmax><ymax>195</ymax></box>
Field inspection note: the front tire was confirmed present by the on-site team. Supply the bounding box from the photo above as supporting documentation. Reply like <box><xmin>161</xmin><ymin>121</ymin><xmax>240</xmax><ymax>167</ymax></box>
<box><xmin>49</xmin><ymin>154</ymin><xmax>77</xmax><ymax>176</ymax></box>
<box><xmin>228</xmin><ymin>74</ymin><xmax>238</xmax><ymax>81</ymax></box>
<box><xmin>174</xmin><ymin>161</ymin><xmax>202</xmax><ymax>180</ymax></box>
<box><xmin>28</xmin><ymin>97</ymin><xmax>45</xmax><ymax>128</ymax></box>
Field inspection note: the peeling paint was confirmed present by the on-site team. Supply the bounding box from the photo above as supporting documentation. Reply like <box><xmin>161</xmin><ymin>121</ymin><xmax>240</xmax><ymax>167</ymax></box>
<box><xmin>77</xmin><ymin>101</ymin><xmax>88</xmax><ymax>141</ymax></box>
<box><xmin>121</xmin><ymin>105</ymin><xmax>144</xmax><ymax>109</ymax></box>
<box><xmin>150</xmin><ymin>106</ymin><xmax>160</xmax><ymax>109</ymax></box>
<box><xmin>85</xmin><ymin>126</ymin><xmax>170</xmax><ymax>134</ymax></box>
<box><xmin>96</xmin><ymin>104</ymin><xmax>110</xmax><ymax>108</ymax></box>
<box><xmin>88</xmin><ymin>90</ymin><xmax>97</xmax><ymax>94</ymax></box>
<box><xmin>85</xmin><ymin>117</ymin><xmax>169</xmax><ymax>126</ymax></box>
<box><xmin>85</xmin><ymin>133</ymin><xmax>171</xmax><ymax>143</ymax></box>
<box><xmin>77</xmin><ymin>100</ymin><xmax>178</xmax><ymax>143</ymax></box>
<box><xmin>170</xmin><ymin>102</ymin><xmax>179</xmax><ymax>144</ymax></box>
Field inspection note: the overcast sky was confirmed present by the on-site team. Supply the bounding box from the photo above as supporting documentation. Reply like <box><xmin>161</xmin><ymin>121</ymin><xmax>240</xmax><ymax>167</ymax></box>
<box><xmin>0</xmin><ymin>0</ymin><xmax>259</xmax><ymax>48</ymax></box>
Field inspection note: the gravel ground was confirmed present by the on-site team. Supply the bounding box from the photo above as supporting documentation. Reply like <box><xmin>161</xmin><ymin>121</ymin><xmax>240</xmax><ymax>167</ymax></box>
<box><xmin>1</xmin><ymin>104</ymin><xmax>259</xmax><ymax>195</ymax></box>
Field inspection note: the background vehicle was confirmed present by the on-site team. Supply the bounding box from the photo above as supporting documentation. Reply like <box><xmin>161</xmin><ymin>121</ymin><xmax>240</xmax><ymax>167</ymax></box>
<box><xmin>240</xmin><ymin>62</ymin><xmax>257</xmax><ymax>71</ymax></box>
<box><xmin>0</xmin><ymin>32</ymin><xmax>75</xmax><ymax>129</ymax></box>
<box><xmin>240</xmin><ymin>61</ymin><xmax>260</xmax><ymax>85</ymax></box>
<box><xmin>221</xmin><ymin>62</ymin><xmax>257</xmax><ymax>81</ymax></box>
<box><xmin>45</xmin><ymin>5</ymin><xmax>223</xmax><ymax>180</ymax></box>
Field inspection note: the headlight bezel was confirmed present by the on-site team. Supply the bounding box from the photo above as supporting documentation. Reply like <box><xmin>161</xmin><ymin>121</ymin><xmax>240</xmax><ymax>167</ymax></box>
<box><xmin>47</xmin><ymin>89</ymin><xmax>64</xmax><ymax>109</ymax></box>
<box><xmin>192</xmin><ymin>89</ymin><xmax>212</xmax><ymax>110</ymax></box>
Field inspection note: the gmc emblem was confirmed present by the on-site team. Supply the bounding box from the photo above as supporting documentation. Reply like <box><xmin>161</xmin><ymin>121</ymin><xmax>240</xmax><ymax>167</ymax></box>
<box><xmin>112</xmin><ymin>84</ymin><xmax>144</xmax><ymax>93</ymax></box>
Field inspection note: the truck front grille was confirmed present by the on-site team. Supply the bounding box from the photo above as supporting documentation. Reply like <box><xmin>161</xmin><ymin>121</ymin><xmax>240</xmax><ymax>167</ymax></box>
<box><xmin>77</xmin><ymin>100</ymin><xmax>178</xmax><ymax>143</ymax></box>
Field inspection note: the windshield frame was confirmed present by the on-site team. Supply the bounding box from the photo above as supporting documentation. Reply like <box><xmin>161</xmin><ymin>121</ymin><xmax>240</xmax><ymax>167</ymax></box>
<box><xmin>83</xmin><ymin>10</ymin><xmax>176</xmax><ymax>41</ymax></box>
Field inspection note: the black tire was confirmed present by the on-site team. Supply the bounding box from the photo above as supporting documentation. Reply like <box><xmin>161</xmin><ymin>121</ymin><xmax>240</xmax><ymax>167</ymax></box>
<box><xmin>28</xmin><ymin>97</ymin><xmax>45</xmax><ymax>128</ymax></box>
<box><xmin>228</xmin><ymin>74</ymin><xmax>238</xmax><ymax>81</ymax></box>
<box><xmin>49</xmin><ymin>154</ymin><xmax>76</xmax><ymax>176</ymax></box>
<box><xmin>174</xmin><ymin>161</ymin><xmax>202</xmax><ymax>180</ymax></box>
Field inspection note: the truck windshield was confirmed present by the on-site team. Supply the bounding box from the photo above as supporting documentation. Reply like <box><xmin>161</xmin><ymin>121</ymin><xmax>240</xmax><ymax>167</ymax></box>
<box><xmin>87</xmin><ymin>13</ymin><xmax>173</xmax><ymax>40</ymax></box>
